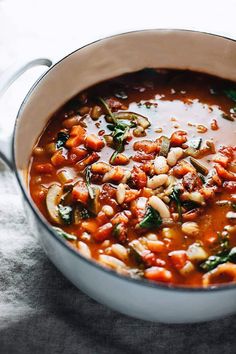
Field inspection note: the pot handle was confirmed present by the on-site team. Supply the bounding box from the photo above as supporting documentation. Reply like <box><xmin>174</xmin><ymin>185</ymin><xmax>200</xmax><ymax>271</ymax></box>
<box><xmin>0</xmin><ymin>58</ymin><xmax>52</xmax><ymax>169</ymax></box>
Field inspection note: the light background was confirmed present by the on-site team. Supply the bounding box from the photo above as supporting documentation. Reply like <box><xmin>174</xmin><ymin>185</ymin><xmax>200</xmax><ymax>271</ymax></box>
<box><xmin>0</xmin><ymin>0</ymin><xmax>236</xmax><ymax>137</ymax></box>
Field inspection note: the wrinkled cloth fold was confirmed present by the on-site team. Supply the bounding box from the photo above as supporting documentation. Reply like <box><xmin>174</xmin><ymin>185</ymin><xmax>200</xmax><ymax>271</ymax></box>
<box><xmin>1</xmin><ymin>162</ymin><xmax>236</xmax><ymax>354</ymax></box>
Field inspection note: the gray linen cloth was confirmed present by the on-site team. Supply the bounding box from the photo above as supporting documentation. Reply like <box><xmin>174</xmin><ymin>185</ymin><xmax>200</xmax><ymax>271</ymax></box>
<box><xmin>0</xmin><ymin>163</ymin><xmax>236</xmax><ymax>354</ymax></box>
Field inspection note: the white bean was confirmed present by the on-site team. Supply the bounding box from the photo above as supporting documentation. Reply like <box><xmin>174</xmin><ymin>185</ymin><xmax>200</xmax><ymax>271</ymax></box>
<box><xmin>154</xmin><ymin>156</ymin><xmax>169</xmax><ymax>174</ymax></box>
<box><xmin>179</xmin><ymin>261</ymin><xmax>195</xmax><ymax>276</ymax></box>
<box><xmin>77</xmin><ymin>241</ymin><xmax>91</xmax><ymax>258</ymax></box>
<box><xmin>111</xmin><ymin>244</ymin><xmax>128</xmax><ymax>261</ymax></box>
<box><xmin>116</xmin><ymin>183</ymin><xmax>126</xmax><ymax>204</ymax></box>
<box><xmin>147</xmin><ymin>174</ymin><xmax>168</xmax><ymax>189</ymax></box>
<box><xmin>145</xmin><ymin>233</ymin><xmax>158</xmax><ymax>241</ymax></box>
<box><xmin>182</xmin><ymin>222</ymin><xmax>199</xmax><ymax>236</ymax></box>
<box><xmin>149</xmin><ymin>195</ymin><xmax>170</xmax><ymax>218</ymax></box>
<box><xmin>167</xmin><ymin>147</ymin><xmax>183</xmax><ymax>166</ymax></box>
<box><xmin>187</xmin><ymin>243</ymin><xmax>208</xmax><ymax>262</ymax></box>
<box><xmin>99</xmin><ymin>255</ymin><xmax>127</xmax><ymax>270</ymax></box>
<box><xmin>121</xmin><ymin>170</ymin><xmax>131</xmax><ymax>183</ymax></box>
<box><xmin>102</xmin><ymin>205</ymin><xmax>114</xmax><ymax>216</ymax></box>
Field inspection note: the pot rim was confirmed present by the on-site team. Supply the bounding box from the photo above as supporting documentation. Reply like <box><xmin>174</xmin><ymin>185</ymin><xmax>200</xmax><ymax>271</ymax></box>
<box><xmin>13</xmin><ymin>28</ymin><xmax>236</xmax><ymax>293</ymax></box>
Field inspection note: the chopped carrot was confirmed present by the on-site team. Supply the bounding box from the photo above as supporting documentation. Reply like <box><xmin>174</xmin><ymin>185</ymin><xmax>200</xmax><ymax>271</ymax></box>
<box><xmin>85</xmin><ymin>134</ymin><xmax>104</xmax><ymax>151</ymax></box>
<box><xmin>131</xmin><ymin>166</ymin><xmax>147</xmax><ymax>189</ymax></box>
<box><xmin>68</xmin><ymin>147</ymin><xmax>88</xmax><ymax>164</ymax></box>
<box><xmin>133</xmin><ymin>140</ymin><xmax>157</xmax><ymax>154</ymax></box>
<box><xmin>170</xmin><ymin>130</ymin><xmax>187</xmax><ymax>147</ymax></box>
<box><xmin>144</xmin><ymin>266</ymin><xmax>172</xmax><ymax>282</ymax></box>
<box><xmin>34</xmin><ymin>163</ymin><xmax>54</xmax><ymax>174</ymax></box>
<box><xmin>94</xmin><ymin>223</ymin><xmax>113</xmax><ymax>241</ymax></box>
<box><xmin>147</xmin><ymin>240</ymin><xmax>165</xmax><ymax>253</ymax></box>
<box><xmin>169</xmin><ymin>250</ymin><xmax>187</xmax><ymax>270</ymax></box>
<box><xmin>215</xmin><ymin>163</ymin><xmax>236</xmax><ymax>181</ymax></box>
<box><xmin>70</xmin><ymin>125</ymin><xmax>86</xmax><ymax>137</ymax></box>
<box><xmin>91</xmin><ymin>162</ymin><xmax>111</xmax><ymax>174</ymax></box>
<box><xmin>104</xmin><ymin>166</ymin><xmax>125</xmax><ymax>182</ymax></box>
<box><xmin>66</xmin><ymin>135</ymin><xmax>84</xmax><ymax>148</ymax></box>
<box><xmin>110</xmin><ymin>153</ymin><xmax>129</xmax><ymax>165</ymax></box>
<box><xmin>72</xmin><ymin>180</ymin><xmax>89</xmax><ymax>204</ymax></box>
<box><xmin>51</xmin><ymin>150</ymin><xmax>67</xmax><ymax>167</ymax></box>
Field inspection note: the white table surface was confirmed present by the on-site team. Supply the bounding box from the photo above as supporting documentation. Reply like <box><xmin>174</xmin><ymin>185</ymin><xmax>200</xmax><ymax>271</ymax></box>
<box><xmin>1</xmin><ymin>1</ymin><xmax>236</xmax><ymax>353</ymax></box>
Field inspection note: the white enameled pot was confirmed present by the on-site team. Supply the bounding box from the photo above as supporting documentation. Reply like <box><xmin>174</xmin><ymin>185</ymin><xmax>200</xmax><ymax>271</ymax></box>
<box><xmin>1</xmin><ymin>29</ymin><xmax>236</xmax><ymax>324</ymax></box>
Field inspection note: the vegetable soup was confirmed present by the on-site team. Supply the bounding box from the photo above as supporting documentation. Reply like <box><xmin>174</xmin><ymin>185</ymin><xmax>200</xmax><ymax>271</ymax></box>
<box><xmin>29</xmin><ymin>69</ymin><xmax>236</xmax><ymax>287</ymax></box>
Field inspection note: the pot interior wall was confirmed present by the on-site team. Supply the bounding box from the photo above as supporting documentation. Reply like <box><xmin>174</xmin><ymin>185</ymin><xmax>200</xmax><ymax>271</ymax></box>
<box><xmin>14</xmin><ymin>29</ymin><xmax>236</xmax><ymax>185</ymax></box>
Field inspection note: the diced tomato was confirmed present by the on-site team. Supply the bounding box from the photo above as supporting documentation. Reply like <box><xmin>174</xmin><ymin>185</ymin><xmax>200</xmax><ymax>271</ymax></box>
<box><xmin>218</xmin><ymin>146</ymin><xmax>235</xmax><ymax>161</ymax></box>
<box><xmin>72</xmin><ymin>180</ymin><xmax>89</xmax><ymax>204</ymax></box>
<box><xmin>85</xmin><ymin>134</ymin><xmax>104</xmax><ymax>151</ymax></box>
<box><xmin>76</xmin><ymin>152</ymin><xmax>100</xmax><ymax>170</ymax></box>
<box><xmin>96</xmin><ymin>211</ymin><xmax>109</xmax><ymax>225</ymax></box>
<box><xmin>210</xmin><ymin>119</ymin><xmax>219</xmax><ymax>131</ymax></box>
<box><xmin>68</xmin><ymin>147</ymin><xmax>88</xmax><ymax>164</ymax></box>
<box><xmin>94</xmin><ymin>222</ymin><xmax>113</xmax><ymax>241</ymax></box>
<box><xmin>34</xmin><ymin>163</ymin><xmax>54</xmax><ymax>174</ymax></box>
<box><xmin>91</xmin><ymin>162</ymin><xmax>111</xmax><ymax>174</ymax></box>
<box><xmin>169</xmin><ymin>250</ymin><xmax>187</xmax><ymax>270</ymax></box>
<box><xmin>215</xmin><ymin>164</ymin><xmax>236</xmax><ymax>181</ymax></box>
<box><xmin>51</xmin><ymin>150</ymin><xmax>67</xmax><ymax>167</ymax></box>
<box><xmin>105</xmin><ymin>97</ymin><xmax>123</xmax><ymax>109</ymax></box>
<box><xmin>133</xmin><ymin>140</ymin><xmax>157</xmax><ymax>154</ymax></box>
<box><xmin>124</xmin><ymin>189</ymin><xmax>140</xmax><ymax>203</ymax></box>
<box><xmin>131</xmin><ymin>166</ymin><xmax>147</xmax><ymax>189</ymax></box>
<box><xmin>111</xmin><ymin>211</ymin><xmax>130</xmax><ymax>225</ymax></box>
<box><xmin>182</xmin><ymin>172</ymin><xmax>203</xmax><ymax>192</ymax></box>
<box><xmin>170</xmin><ymin>130</ymin><xmax>187</xmax><ymax>147</ymax></box>
<box><xmin>223</xmin><ymin>181</ymin><xmax>236</xmax><ymax>192</ymax></box>
<box><xmin>173</xmin><ymin>160</ymin><xmax>196</xmax><ymax>177</ymax></box>
<box><xmin>133</xmin><ymin>152</ymin><xmax>155</xmax><ymax>162</ymax></box>
<box><xmin>144</xmin><ymin>266</ymin><xmax>172</xmax><ymax>282</ymax></box>
<box><xmin>213</xmin><ymin>154</ymin><xmax>229</xmax><ymax>168</ymax></box>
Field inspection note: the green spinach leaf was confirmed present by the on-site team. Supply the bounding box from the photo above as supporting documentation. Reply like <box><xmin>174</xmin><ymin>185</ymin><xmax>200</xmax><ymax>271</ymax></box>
<box><xmin>200</xmin><ymin>247</ymin><xmax>236</xmax><ymax>272</ymax></box>
<box><xmin>139</xmin><ymin>206</ymin><xmax>162</xmax><ymax>229</ymax></box>
<box><xmin>56</xmin><ymin>131</ymin><xmax>69</xmax><ymax>149</ymax></box>
<box><xmin>53</xmin><ymin>226</ymin><xmax>77</xmax><ymax>241</ymax></box>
